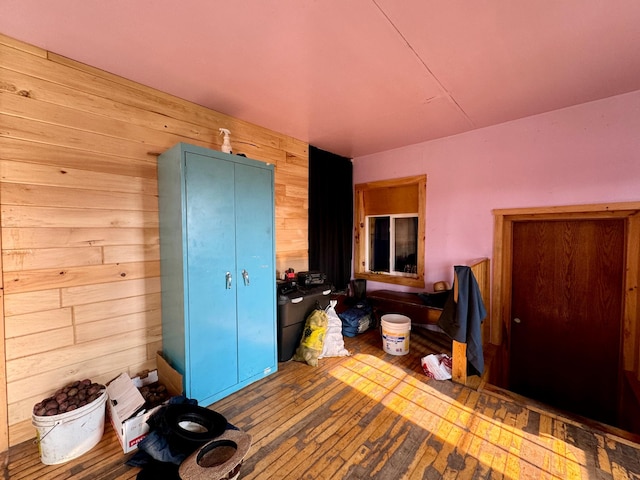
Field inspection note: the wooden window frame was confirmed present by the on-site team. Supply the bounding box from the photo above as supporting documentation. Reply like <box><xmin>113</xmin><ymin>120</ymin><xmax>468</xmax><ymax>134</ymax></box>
<box><xmin>354</xmin><ymin>175</ymin><xmax>426</xmax><ymax>288</ymax></box>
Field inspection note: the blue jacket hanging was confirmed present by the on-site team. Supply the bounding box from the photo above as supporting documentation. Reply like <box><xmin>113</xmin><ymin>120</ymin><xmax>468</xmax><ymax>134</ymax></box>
<box><xmin>437</xmin><ymin>265</ymin><xmax>487</xmax><ymax>376</ymax></box>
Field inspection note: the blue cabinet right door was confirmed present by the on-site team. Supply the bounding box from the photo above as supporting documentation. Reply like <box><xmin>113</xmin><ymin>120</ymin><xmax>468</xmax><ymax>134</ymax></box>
<box><xmin>234</xmin><ymin>161</ymin><xmax>276</xmax><ymax>383</ymax></box>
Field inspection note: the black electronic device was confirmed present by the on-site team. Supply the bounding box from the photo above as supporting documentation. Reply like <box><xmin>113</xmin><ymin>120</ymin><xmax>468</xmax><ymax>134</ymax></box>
<box><xmin>297</xmin><ymin>271</ymin><xmax>326</xmax><ymax>287</ymax></box>
<box><xmin>277</xmin><ymin>280</ymin><xmax>297</xmax><ymax>295</ymax></box>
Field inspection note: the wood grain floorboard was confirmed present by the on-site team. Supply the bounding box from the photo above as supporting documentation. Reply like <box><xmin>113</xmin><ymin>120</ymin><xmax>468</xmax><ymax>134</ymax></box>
<box><xmin>5</xmin><ymin>327</ymin><xmax>640</xmax><ymax>479</ymax></box>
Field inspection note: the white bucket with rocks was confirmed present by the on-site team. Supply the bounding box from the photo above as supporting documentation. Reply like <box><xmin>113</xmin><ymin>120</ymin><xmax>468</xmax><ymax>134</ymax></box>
<box><xmin>32</xmin><ymin>384</ymin><xmax>107</xmax><ymax>465</ymax></box>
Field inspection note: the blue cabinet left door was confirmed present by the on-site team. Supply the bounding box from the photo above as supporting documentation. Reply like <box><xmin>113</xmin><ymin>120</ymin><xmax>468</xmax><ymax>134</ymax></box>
<box><xmin>184</xmin><ymin>152</ymin><xmax>239</xmax><ymax>400</ymax></box>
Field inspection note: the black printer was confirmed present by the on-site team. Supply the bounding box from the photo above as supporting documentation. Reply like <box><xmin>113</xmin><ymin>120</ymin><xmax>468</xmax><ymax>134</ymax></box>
<box><xmin>297</xmin><ymin>271</ymin><xmax>326</xmax><ymax>287</ymax></box>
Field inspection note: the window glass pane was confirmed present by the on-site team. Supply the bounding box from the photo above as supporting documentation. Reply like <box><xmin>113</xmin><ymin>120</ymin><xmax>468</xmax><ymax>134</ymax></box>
<box><xmin>368</xmin><ymin>216</ymin><xmax>390</xmax><ymax>272</ymax></box>
<box><xmin>393</xmin><ymin>217</ymin><xmax>418</xmax><ymax>274</ymax></box>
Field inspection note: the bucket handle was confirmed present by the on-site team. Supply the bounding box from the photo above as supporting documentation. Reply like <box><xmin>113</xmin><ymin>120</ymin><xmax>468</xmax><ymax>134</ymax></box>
<box><xmin>33</xmin><ymin>420</ymin><xmax>63</xmax><ymax>444</ymax></box>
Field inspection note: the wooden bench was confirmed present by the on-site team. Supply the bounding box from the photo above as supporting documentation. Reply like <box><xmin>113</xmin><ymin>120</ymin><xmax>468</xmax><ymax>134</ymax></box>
<box><xmin>367</xmin><ymin>258</ymin><xmax>490</xmax><ymax>386</ymax></box>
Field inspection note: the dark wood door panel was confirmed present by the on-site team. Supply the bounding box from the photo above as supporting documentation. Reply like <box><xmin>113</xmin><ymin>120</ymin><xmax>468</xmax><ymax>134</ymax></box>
<box><xmin>510</xmin><ymin>219</ymin><xmax>624</xmax><ymax>425</ymax></box>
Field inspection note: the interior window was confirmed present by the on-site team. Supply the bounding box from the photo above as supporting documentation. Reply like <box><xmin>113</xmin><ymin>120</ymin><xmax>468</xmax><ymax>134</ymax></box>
<box><xmin>354</xmin><ymin>175</ymin><xmax>425</xmax><ymax>288</ymax></box>
<box><xmin>367</xmin><ymin>215</ymin><xmax>418</xmax><ymax>275</ymax></box>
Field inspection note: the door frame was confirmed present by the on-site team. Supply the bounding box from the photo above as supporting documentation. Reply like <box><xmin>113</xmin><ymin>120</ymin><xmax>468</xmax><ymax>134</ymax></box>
<box><xmin>492</xmin><ymin>202</ymin><xmax>640</xmax><ymax>384</ymax></box>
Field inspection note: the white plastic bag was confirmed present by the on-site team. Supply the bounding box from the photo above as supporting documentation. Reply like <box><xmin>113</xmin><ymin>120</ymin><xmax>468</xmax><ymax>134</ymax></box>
<box><xmin>319</xmin><ymin>300</ymin><xmax>350</xmax><ymax>359</ymax></box>
<box><xmin>421</xmin><ymin>353</ymin><xmax>452</xmax><ymax>380</ymax></box>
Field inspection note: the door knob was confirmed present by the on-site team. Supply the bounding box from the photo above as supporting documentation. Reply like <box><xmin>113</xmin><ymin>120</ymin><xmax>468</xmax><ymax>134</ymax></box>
<box><xmin>513</xmin><ymin>317</ymin><xmax>521</xmax><ymax>324</ymax></box>
<box><xmin>226</xmin><ymin>272</ymin><xmax>232</xmax><ymax>289</ymax></box>
<box><xmin>242</xmin><ymin>269</ymin><xmax>250</xmax><ymax>286</ymax></box>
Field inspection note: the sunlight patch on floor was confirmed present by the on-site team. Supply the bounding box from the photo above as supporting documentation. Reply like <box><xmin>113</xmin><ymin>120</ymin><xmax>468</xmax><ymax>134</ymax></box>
<box><xmin>328</xmin><ymin>352</ymin><xmax>593</xmax><ymax>479</ymax></box>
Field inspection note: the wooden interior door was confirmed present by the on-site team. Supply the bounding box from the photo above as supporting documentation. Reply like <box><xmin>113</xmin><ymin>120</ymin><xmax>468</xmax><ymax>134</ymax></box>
<box><xmin>509</xmin><ymin>219</ymin><xmax>625</xmax><ymax>425</ymax></box>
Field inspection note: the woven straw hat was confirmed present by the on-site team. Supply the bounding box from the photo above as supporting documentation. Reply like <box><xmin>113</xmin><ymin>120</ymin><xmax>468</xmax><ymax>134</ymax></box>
<box><xmin>179</xmin><ymin>428</ymin><xmax>252</xmax><ymax>480</ymax></box>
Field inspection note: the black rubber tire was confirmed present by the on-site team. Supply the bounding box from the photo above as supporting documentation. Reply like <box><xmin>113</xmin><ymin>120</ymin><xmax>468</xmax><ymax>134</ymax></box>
<box><xmin>164</xmin><ymin>404</ymin><xmax>227</xmax><ymax>444</ymax></box>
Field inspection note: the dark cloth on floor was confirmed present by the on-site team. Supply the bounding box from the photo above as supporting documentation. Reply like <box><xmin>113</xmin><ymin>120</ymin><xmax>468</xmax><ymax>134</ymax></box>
<box><xmin>438</xmin><ymin>265</ymin><xmax>487</xmax><ymax>376</ymax></box>
<box><xmin>126</xmin><ymin>396</ymin><xmax>238</xmax><ymax>480</ymax></box>
<box><xmin>126</xmin><ymin>395</ymin><xmax>199</xmax><ymax>470</ymax></box>
<box><xmin>127</xmin><ymin>396</ymin><xmax>199</xmax><ymax>480</ymax></box>
<box><xmin>134</xmin><ymin>460</ymin><xmax>180</xmax><ymax>480</ymax></box>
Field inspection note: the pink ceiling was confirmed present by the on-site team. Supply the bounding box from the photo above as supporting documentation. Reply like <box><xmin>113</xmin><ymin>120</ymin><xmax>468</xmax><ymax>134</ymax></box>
<box><xmin>1</xmin><ymin>1</ymin><xmax>639</xmax><ymax>158</ymax></box>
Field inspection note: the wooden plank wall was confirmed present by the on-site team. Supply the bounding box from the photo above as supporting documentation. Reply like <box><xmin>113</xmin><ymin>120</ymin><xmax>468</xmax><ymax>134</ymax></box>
<box><xmin>0</xmin><ymin>33</ymin><xmax>310</xmax><ymax>448</ymax></box>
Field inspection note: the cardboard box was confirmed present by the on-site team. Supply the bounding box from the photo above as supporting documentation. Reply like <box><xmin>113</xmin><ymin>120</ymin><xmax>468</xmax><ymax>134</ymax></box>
<box><xmin>107</xmin><ymin>352</ymin><xmax>183</xmax><ymax>453</ymax></box>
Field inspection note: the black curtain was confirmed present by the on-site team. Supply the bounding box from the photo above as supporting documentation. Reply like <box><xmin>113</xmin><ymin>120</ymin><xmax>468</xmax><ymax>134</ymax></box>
<box><xmin>308</xmin><ymin>146</ymin><xmax>353</xmax><ymax>291</ymax></box>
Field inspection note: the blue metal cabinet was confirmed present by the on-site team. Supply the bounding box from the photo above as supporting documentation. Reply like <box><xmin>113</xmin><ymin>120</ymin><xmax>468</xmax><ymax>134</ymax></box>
<box><xmin>158</xmin><ymin>143</ymin><xmax>277</xmax><ymax>406</ymax></box>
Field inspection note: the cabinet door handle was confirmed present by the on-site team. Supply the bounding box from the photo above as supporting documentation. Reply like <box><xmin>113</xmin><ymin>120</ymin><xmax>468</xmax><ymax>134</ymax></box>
<box><xmin>242</xmin><ymin>269</ymin><xmax>250</xmax><ymax>286</ymax></box>
<box><xmin>226</xmin><ymin>271</ymin><xmax>232</xmax><ymax>289</ymax></box>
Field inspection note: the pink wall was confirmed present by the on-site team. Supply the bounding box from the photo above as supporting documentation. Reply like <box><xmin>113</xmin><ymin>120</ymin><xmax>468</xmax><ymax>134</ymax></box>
<box><xmin>353</xmin><ymin>90</ymin><xmax>640</xmax><ymax>292</ymax></box>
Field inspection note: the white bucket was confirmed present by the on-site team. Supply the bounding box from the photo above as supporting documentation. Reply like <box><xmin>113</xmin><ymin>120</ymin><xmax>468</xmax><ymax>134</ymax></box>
<box><xmin>32</xmin><ymin>390</ymin><xmax>107</xmax><ymax>465</ymax></box>
<box><xmin>381</xmin><ymin>314</ymin><xmax>411</xmax><ymax>356</ymax></box>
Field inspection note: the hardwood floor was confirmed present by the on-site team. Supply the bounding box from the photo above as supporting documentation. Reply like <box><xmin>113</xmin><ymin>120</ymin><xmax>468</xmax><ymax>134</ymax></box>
<box><xmin>6</xmin><ymin>327</ymin><xmax>640</xmax><ymax>479</ymax></box>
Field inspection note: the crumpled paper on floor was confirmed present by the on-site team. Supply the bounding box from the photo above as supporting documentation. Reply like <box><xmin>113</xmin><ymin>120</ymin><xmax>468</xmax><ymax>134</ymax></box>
<box><xmin>421</xmin><ymin>353</ymin><xmax>453</xmax><ymax>381</ymax></box>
